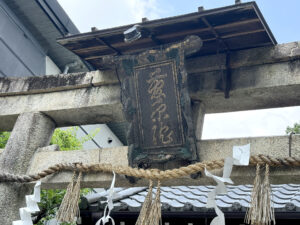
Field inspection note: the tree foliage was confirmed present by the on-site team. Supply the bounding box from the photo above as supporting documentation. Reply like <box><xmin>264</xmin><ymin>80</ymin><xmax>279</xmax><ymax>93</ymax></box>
<box><xmin>36</xmin><ymin>127</ymin><xmax>96</xmax><ymax>224</ymax></box>
<box><xmin>50</xmin><ymin>127</ymin><xmax>100</xmax><ymax>151</ymax></box>
<box><xmin>286</xmin><ymin>122</ymin><xmax>300</xmax><ymax>134</ymax></box>
<box><xmin>0</xmin><ymin>131</ymin><xmax>10</xmax><ymax>148</ymax></box>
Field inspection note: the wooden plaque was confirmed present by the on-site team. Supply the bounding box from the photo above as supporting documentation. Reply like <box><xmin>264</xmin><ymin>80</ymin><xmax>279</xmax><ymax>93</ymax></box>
<box><xmin>134</xmin><ymin>61</ymin><xmax>184</xmax><ymax>150</ymax></box>
<box><xmin>105</xmin><ymin>35</ymin><xmax>202</xmax><ymax>168</ymax></box>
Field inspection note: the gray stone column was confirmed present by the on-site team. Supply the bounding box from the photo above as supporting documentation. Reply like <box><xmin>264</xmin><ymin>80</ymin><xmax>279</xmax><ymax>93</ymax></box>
<box><xmin>192</xmin><ymin>101</ymin><xmax>206</xmax><ymax>141</ymax></box>
<box><xmin>0</xmin><ymin>112</ymin><xmax>55</xmax><ymax>224</ymax></box>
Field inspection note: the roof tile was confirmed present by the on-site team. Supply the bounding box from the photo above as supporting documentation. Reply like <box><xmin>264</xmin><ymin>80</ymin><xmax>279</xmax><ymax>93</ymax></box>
<box><xmin>85</xmin><ymin>184</ymin><xmax>300</xmax><ymax>213</ymax></box>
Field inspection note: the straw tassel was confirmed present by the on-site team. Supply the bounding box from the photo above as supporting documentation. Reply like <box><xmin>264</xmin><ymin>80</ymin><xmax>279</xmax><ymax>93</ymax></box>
<box><xmin>147</xmin><ymin>180</ymin><xmax>162</xmax><ymax>225</ymax></box>
<box><xmin>135</xmin><ymin>180</ymin><xmax>162</xmax><ymax>225</ymax></box>
<box><xmin>135</xmin><ymin>180</ymin><xmax>153</xmax><ymax>225</ymax></box>
<box><xmin>245</xmin><ymin>164</ymin><xmax>275</xmax><ymax>225</ymax></box>
<box><xmin>261</xmin><ymin>164</ymin><xmax>275</xmax><ymax>225</ymax></box>
<box><xmin>245</xmin><ymin>164</ymin><xmax>261</xmax><ymax>224</ymax></box>
<box><xmin>56</xmin><ymin>171</ymin><xmax>82</xmax><ymax>223</ymax></box>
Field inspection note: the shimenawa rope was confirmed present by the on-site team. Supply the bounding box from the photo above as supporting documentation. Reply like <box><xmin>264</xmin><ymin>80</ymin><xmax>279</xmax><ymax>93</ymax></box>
<box><xmin>1</xmin><ymin>154</ymin><xmax>300</xmax><ymax>183</ymax></box>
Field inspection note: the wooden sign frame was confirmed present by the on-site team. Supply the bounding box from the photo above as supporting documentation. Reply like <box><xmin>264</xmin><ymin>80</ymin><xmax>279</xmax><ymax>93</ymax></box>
<box><xmin>104</xmin><ymin>36</ymin><xmax>202</xmax><ymax>168</ymax></box>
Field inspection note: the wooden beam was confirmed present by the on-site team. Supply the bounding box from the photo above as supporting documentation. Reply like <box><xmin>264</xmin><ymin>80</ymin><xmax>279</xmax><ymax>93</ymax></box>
<box><xmin>157</xmin><ymin>18</ymin><xmax>260</xmax><ymax>41</ymax></box>
<box><xmin>95</xmin><ymin>37</ymin><xmax>121</xmax><ymax>55</ymax></box>
<box><xmin>76</xmin><ymin>18</ymin><xmax>262</xmax><ymax>58</ymax></box>
<box><xmin>25</xmin><ymin>135</ymin><xmax>300</xmax><ymax>189</ymax></box>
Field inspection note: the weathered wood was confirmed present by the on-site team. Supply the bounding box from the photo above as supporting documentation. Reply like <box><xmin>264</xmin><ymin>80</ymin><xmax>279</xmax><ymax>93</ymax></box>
<box><xmin>114</xmin><ymin>36</ymin><xmax>201</xmax><ymax>167</ymax></box>
<box><xmin>26</xmin><ymin>134</ymin><xmax>300</xmax><ymax>189</ymax></box>
<box><xmin>57</xmin><ymin>2</ymin><xmax>275</xmax><ymax>59</ymax></box>
<box><xmin>1</xmin><ymin>42</ymin><xmax>300</xmax><ymax>131</ymax></box>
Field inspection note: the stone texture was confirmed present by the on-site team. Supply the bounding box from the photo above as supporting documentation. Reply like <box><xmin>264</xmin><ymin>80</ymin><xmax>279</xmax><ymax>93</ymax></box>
<box><xmin>0</xmin><ymin>70</ymin><xmax>117</xmax><ymax>97</ymax></box>
<box><xmin>198</xmin><ymin>135</ymin><xmax>291</xmax><ymax>161</ymax></box>
<box><xmin>2</xmin><ymin>42</ymin><xmax>299</xmax><ymax>97</ymax></box>
<box><xmin>192</xmin><ymin>101</ymin><xmax>206</xmax><ymax>141</ymax></box>
<box><xmin>37</xmin><ymin>144</ymin><xmax>60</xmax><ymax>152</ymax></box>
<box><xmin>28</xmin><ymin>146</ymin><xmax>129</xmax><ymax>189</ymax></box>
<box><xmin>29</xmin><ymin>149</ymin><xmax>100</xmax><ymax>174</ymax></box>
<box><xmin>0</xmin><ymin>85</ymin><xmax>123</xmax><ymax>131</ymax></box>
<box><xmin>186</xmin><ymin>41</ymin><xmax>300</xmax><ymax>74</ymax></box>
<box><xmin>292</xmin><ymin>133</ymin><xmax>300</xmax><ymax>157</ymax></box>
<box><xmin>0</xmin><ymin>112</ymin><xmax>55</xmax><ymax>225</ymax></box>
<box><xmin>25</xmin><ymin>135</ymin><xmax>300</xmax><ymax>189</ymax></box>
<box><xmin>188</xmin><ymin>60</ymin><xmax>300</xmax><ymax>113</ymax></box>
<box><xmin>1</xmin><ymin>42</ymin><xmax>300</xmax><ymax>130</ymax></box>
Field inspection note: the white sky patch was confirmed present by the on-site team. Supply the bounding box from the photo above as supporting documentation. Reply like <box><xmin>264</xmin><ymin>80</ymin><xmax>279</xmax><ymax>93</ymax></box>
<box><xmin>127</xmin><ymin>0</ymin><xmax>162</xmax><ymax>22</ymax></box>
<box><xmin>202</xmin><ymin>106</ymin><xmax>300</xmax><ymax>139</ymax></box>
<box><xmin>58</xmin><ymin>0</ymin><xmax>163</xmax><ymax>32</ymax></box>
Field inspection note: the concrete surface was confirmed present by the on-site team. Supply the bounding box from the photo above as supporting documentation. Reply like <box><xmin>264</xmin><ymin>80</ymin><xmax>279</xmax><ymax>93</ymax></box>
<box><xmin>192</xmin><ymin>101</ymin><xmax>206</xmax><ymax>141</ymax></box>
<box><xmin>0</xmin><ymin>112</ymin><xmax>55</xmax><ymax>224</ymax></box>
<box><xmin>0</xmin><ymin>84</ymin><xmax>123</xmax><ymax>131</ymax></box>
<box><xmin>26</xmin><ymin>135</ymin><xmax>300</xmax><ymax>189</ymax></box>
<box><xmin>0</xmin><ymin>70</ymin><xmax>117</xmax><ymax>96</ymax></box>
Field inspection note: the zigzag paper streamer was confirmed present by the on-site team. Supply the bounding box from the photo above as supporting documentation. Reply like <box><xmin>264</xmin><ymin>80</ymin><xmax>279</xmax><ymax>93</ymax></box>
<box><xmin>205</xmin><ymin>144</ymin><xmax>250</xmax><ymax>225</ymax></box>
<box><xmin>96</xmin><ymin>171</ymin><xmax>118</xmax><ymax>225</ymax></box>
<box><xmin>12</xmin><ymin>181</ymin><xmax>41</xmax><ymax>225</ymax></box>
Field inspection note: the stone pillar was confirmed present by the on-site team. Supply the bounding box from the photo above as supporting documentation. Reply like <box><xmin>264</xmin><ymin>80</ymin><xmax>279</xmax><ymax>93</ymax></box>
<box><xmin>0</xmin><ymin>112</ymin><xmax>55</xmax><ymax>225</ymax></box>
<box><xmin>192</xmin><ymin>101</ymin><xmax>206</xmax><ymax>141</ymax></box>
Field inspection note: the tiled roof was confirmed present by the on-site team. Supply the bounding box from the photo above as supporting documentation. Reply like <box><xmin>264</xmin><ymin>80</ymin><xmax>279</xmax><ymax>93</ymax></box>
<box><xmin>81</xmin><ymin>184</ymin><xmax>300</xmax><ymax>213</ymax></box>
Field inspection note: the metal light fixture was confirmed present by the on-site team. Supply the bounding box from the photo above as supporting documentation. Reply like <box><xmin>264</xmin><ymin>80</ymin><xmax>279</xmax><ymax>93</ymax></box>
<box><xmin>124</xmin><ymin>25</ymin><xmax>142</xmax><ymax>43</ymax></box>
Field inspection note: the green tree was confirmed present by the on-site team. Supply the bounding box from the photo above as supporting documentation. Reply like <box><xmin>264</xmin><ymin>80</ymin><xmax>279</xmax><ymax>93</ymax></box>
<box><xmin>0</xmin><ymin>127</ymin><xmax>98</xmax><ymax>224</ymax></box>
<box><xmin>286</xmin><ymin>122</ymin><xmax>300</xmax><ymax>134</ymax></box>
<box><xmin>0</xmin><ymin>132</ymin><xmax>10</xmax><ymax>148</ymax></box>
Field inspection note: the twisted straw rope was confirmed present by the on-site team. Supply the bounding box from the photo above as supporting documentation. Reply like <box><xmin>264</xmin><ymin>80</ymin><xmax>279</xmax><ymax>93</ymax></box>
<box><xmin>1</xmin><ymin>154</ymin><xmax>300</xmax><ymax>183</ymax></box>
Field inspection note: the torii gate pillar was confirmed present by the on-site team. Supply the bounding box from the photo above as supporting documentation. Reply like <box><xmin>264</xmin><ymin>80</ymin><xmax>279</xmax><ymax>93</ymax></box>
<box><xmin>0</xmin><ymin>112</ymin><xmax>55</xmax><ymax>224</ymax></box>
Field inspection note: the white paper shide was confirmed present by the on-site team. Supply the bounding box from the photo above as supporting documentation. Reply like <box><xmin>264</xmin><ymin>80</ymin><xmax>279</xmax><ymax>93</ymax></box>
<box><xmin>205</xmin><ymin>144</ymin><xmax>250</xmax><ymax>225</ymax></box>
<box><xmin>12</xmin><ymin>181</ymin><xmax>41</xmax><ymax>225</ymax></box>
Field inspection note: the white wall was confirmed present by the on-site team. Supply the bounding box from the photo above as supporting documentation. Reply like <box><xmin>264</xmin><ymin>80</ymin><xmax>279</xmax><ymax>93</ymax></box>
<box><xmin>0</xmin><ymin>0</ymin><xmax>46</xmax><ymax>77</ymax></box>
<box><xmin>45</xmin><ymin>56</ymin><xmax>61</xmax><ymax>75</ymax></box>
<box><xmin>77</xmin><ymin>124</ymin><xmax>123</xmax><ymax>149</ymax></box>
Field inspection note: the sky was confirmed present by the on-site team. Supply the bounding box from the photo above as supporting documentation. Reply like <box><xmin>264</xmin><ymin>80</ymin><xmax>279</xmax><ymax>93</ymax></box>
<box><xmin>58</xmin><ymin>0</ymin><xmax>300</xmax><ymax>139</ymax></box>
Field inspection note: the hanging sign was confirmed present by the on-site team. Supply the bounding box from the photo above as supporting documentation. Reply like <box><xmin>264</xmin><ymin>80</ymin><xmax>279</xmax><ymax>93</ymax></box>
<box><xmin>134</xmin><ymin>61</ymin><xmax>184</xmax><ymax>149</ymax></box>
<box><xmin>104</xmin><ymin>35</ymin><xmax>202</xmax><ymax>167</ymax></box>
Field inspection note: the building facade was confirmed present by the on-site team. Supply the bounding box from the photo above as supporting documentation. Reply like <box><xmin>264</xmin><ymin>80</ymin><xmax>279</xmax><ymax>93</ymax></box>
<box><xmin>0</xmin><ymin>0</ymin><xmax>124</xmax><ymax>149</ymax></box>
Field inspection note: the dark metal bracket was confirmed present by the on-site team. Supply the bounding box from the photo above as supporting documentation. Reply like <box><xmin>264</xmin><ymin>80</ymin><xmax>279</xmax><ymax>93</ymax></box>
<box><xmin>201</xmin><ymin>16</ymin><xmax>232</xmax><ymax>98</ymax></box>
<box><xmin>224</xmin><ymin>52</ymin><xmax>232</xmax><ymax>99</ymax></box>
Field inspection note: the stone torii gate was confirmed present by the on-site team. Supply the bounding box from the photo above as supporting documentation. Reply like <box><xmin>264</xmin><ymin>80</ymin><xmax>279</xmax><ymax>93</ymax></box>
<box><xmin>1</xmin><ymin>40</ymin><xmax>300</xmax><ymax>223</ymax></box>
